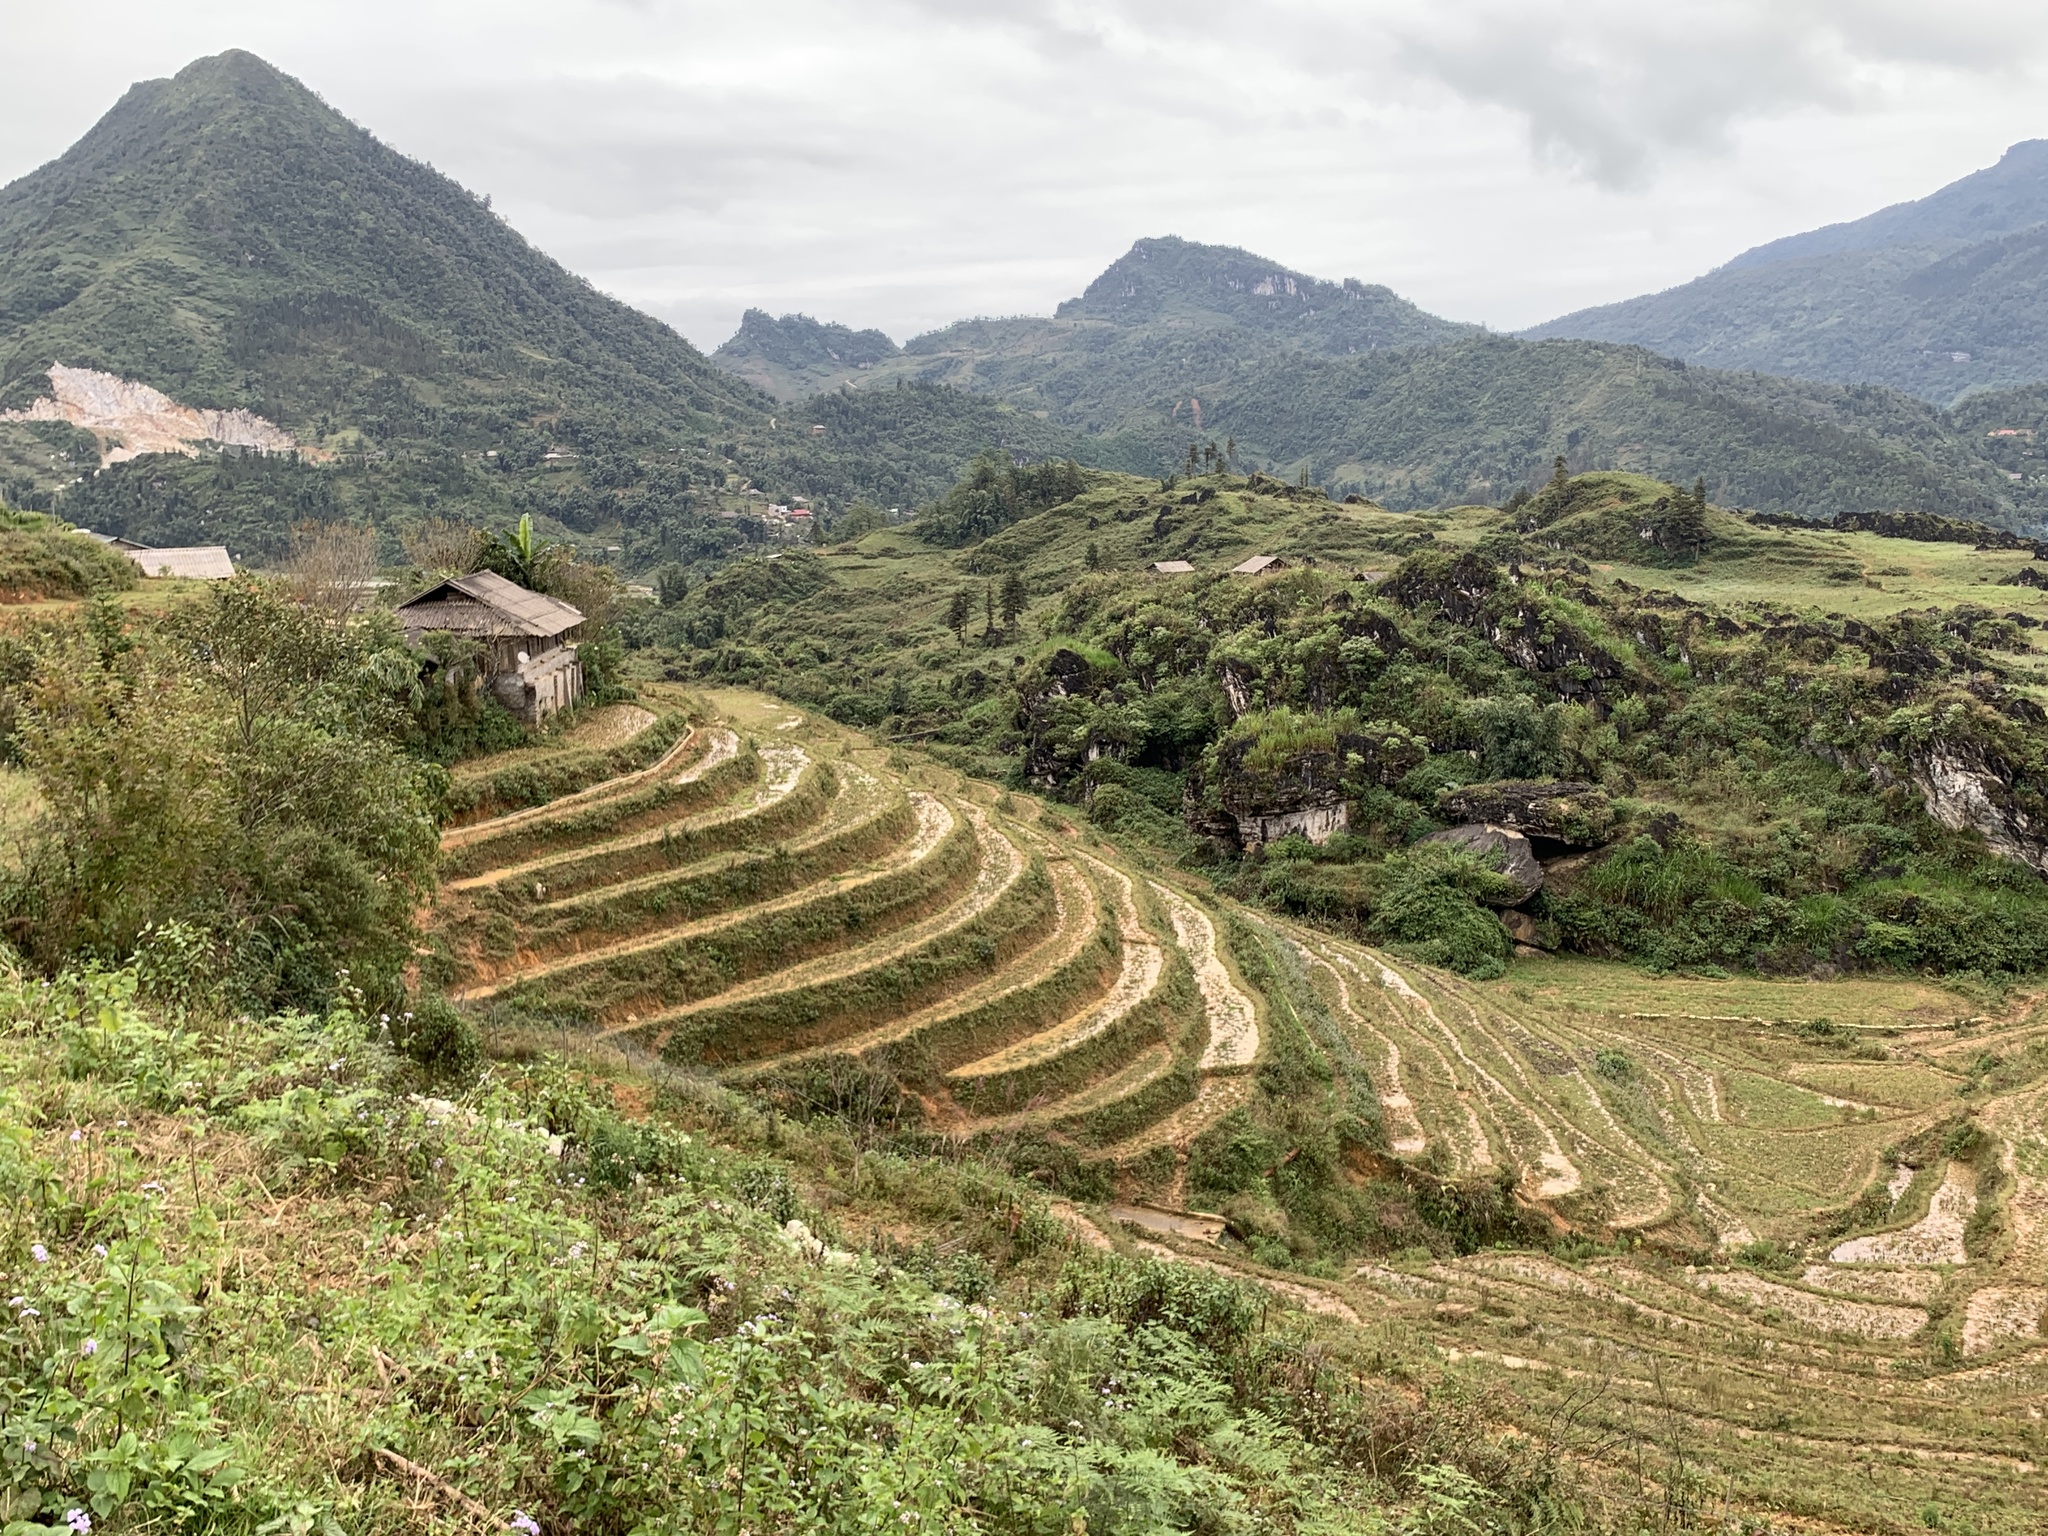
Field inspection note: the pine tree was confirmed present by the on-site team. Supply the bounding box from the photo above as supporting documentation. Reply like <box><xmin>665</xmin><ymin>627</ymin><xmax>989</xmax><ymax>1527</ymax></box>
<box><xmin>945</xmin><ymin>589</ymin><xmax>972</xmax><ymax>644</ymax></box>
<box><xmin>1085</xmin><ymin>541</ymin><xmax>1102</xmax><ymax>572</ymax></box>
<box><xmin>1000</xmin><ymin>571</ymin><xmax>1028</xmax><ymax>629</ymax></box>
<box><xmin>983</xmin><ymin>583</ymin><xmax>996</xmax><ymax>638</ymax></box>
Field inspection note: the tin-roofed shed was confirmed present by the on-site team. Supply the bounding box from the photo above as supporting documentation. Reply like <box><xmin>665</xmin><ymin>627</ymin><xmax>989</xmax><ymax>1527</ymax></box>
<box><xmin>396</xmin><ymin>570</ymin><xmax>586</xmax><ymax>724</ymax></box>
<box><xmin>79</xmin><ymin>532</ymin><xmax>236</xmax><ymax>579</ymax></box>
<box><xmin>1230</xmin><ymin>555</ymin><xmax>1288</xmax><ymax>576</ymax></box>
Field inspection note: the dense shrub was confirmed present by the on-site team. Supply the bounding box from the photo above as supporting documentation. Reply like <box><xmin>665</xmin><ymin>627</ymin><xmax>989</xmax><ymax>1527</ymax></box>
<box><xmin>0</xmin><ymin>579</ymin><xmax>443</xmax><ymax>1009</ymax></box>
<box><xmin>401</xmin><ymin>994</ymin><xmax>483</xmax><ymax>1083</ymax></box>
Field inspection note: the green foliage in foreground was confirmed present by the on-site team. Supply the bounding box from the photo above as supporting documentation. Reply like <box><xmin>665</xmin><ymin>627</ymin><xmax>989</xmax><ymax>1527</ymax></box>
<box><xmin>0</xmin><ymin>512</ymin><xmax>136</xmax><ymax>601</ymax></box>
<box><xmin>0</xmin><ymin>581</ymin><xmax>444</xmax><ymax>1010</ymax></box>
<box><xmin>0</xmin><ymin>961</ymin><xmax>1579</xmax><ymax>1535</ymax></box>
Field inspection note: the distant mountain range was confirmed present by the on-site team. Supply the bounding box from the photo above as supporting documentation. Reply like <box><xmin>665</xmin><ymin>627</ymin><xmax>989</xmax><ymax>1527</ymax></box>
<box><xmin>1526</xmin><ymin>141</ymin><xmax>2048</xmax><ymax>405</ymax></box>
<box><xmin>5</xmin><ymin>49</ymin><xmax>2048</xmax><ymax>556</ymax></box>
<box><xmin>723</xmin><ymin>235</ymin><xmax>2040</xmax><ymax>526</ymax></box>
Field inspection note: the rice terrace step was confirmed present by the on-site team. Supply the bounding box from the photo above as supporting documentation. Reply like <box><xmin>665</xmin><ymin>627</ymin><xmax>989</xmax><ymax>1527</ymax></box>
<box><xmin>423</xmin><ymin>685</ymin><xmax>2048</xmax><ymax>1532</ymax></box>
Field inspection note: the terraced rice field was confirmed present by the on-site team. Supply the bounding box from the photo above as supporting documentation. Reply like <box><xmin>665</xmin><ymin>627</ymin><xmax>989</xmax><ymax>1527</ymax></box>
<box><xmin>432</xmin><ymin>689</ymin><xmax>1260</xmax><ymax>1166</ymax></box>
<box><xmin>433</xmin><ymin>689</ymin><xmax>2048</xmax><ymax>1532</ymax></box>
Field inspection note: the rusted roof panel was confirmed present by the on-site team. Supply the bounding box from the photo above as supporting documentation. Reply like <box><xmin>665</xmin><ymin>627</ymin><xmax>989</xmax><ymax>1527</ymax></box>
<box><xmin>396</xmin><ymin>569</ymin><xmax>584</xmax><ymax>639</ymax></box>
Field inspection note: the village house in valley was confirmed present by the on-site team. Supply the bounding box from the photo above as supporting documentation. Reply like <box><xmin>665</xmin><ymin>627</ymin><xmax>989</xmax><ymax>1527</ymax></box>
<box><xmin>395</xmin><ymin>569</ymin><xmax>585</xmax><ymax>724</ymax></box>
<box><xmin>79</xmin><ymin>531</ymin><xmax>235</xmax><ymax>579</ymax></box>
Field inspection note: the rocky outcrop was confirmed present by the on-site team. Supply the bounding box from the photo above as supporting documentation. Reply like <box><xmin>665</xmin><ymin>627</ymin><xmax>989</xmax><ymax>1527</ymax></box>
<box><xmin>1907</xmin><ymin>742</ymin><xmax>2048</xmax><ymax>877</ymax></box>
<box><xmin>1422</xmin><ymin>824</ymin><xmax>1543</xmax><ymax>904</ymax></box>
<box><xmin>1195</xmin><ymin>716</ymin><xmax>1425</xmax><ymax>851</ymax></box>
<box><xmin>3</xmin><ymin>364</ymin><xmax>304</xmax><ymax>465</ymax></box>
<box><xmin>1238</xmin><ymin>803</ymin><xmax>1350</xmax><ymax>847</ymax></box>
<box><xmin>1382</xmin><ymin>553</ymin><xmax>1631</xmax><ymax>701</ymax></box>
<box><xmin>1436</xmin><ymin>781</ymin><xmax>1615</xmax><ymax>847</ymax></box>
<box><xmin>1013</xmin><ymin>647</ymin><xmax>1126</xmax><ymax>786</ymax></box>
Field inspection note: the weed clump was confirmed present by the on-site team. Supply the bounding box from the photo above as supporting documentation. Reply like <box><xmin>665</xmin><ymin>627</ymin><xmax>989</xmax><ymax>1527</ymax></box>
<box><xmin>401</xmin><ymin>994</ymin><xmax>482</xmax><ymax>1083</ymax></box>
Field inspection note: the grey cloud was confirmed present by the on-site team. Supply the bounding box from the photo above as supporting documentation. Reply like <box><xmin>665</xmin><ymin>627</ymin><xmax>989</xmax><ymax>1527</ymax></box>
<box><xmin>1385</xmin><ymin>0</ymin><xmax>2042</xmax><ymax>189</ymax></box>
<box><xmin>4</xmin><ymin>0</ymin><xmax>2044</xmax><ymax>346</ymax></box>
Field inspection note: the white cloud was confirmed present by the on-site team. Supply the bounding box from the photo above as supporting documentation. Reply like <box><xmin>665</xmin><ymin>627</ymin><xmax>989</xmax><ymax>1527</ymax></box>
<box><xmin>1</xmin><ymin>0</ymin><xmax>2044</xmax><ymax>345</ymax></box>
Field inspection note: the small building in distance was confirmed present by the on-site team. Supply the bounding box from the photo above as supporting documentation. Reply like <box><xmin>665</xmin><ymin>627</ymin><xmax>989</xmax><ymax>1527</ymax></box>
<box><xmin>78</xmin><ymin>531</ymin><xmax>235</xmax><ymax>580</ymax></box>
<box><xmin>395</xmin><ymin>569</ymin><xmax>586</xmax><ymax>725</ymax></box>
<box><xmin>1151</xmin><ymin>559</ymin><xmax>1196</xmax><ymax>574</ymax></box>
<box><xmin>1231</xmin><ymin>554</ymin><xmax>1288</xmax><ymax>576</ymax></box>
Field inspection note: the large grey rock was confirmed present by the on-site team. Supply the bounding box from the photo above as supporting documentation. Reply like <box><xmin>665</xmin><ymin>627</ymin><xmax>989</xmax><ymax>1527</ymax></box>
<box><xmin>1436</xmin><ymin>780</ymin><xmax>1615</xmax><ymax>846</ymax></box>
<box><xmin>1421</xmin><ymin>823</ymin><xmax>1542</xmax><ymax>904</ymax></box>
<box><xmin>1908</xmin><ymin>743</ymin><xmax>2048</xmax><ymax>876</ymax></box>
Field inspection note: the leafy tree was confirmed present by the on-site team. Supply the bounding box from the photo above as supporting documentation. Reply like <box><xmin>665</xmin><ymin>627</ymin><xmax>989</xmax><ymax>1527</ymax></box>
<box><xmin>656</xmin><ymin>562</ymin><xmax>690</xmax><ymax>607</ymax></box>
<box><xmin>477</xmin><ymin>514</ymin><xmax>566</xmax><ymax>590</ymax></box>
<box><xmin>914</xmin><ymin>452</ymin><xmax>1086</xmax><ymax>548</ymax></box>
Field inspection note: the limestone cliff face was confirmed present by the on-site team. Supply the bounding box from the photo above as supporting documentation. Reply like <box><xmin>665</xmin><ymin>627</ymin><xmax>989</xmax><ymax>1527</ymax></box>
<box><xmin>1191</xmin><ymin>718</ymin><xmax>1426</xmax><ymax>851</ymax></box>
<box><xmin>1907</xmin><ymin>741</ymin><xmax>2048</xmax><ymax>876</ymax></box>
<box><xmin>3</xmin><ymin>364</ymin><xmax>302</xmax><ymax>464</ymax></box>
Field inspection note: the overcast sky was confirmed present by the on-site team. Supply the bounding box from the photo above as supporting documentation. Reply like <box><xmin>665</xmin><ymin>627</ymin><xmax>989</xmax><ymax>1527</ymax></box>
<box><xmin>5</xmin><ymin>0</ymin><xmax>2047</xmax><ymax>349</ymax></box>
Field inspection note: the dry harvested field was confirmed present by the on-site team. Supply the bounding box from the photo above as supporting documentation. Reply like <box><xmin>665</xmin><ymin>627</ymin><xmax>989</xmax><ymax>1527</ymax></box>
<box><xmin>432</xmin><ymin>688</ymin><xmax>2048</xmax><ymax>1534</ymax></box>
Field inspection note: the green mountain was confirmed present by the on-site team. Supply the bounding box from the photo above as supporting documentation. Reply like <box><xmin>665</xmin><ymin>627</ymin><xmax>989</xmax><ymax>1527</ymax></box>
<box><xmin>0</xmin><ymin>51</ymin><xmax>1088</xmax><ymax>563</ymax></box>
<box><xmin>1053</xmin><ymin>235</ymin><xmax>1476</xmax><ymax>353</ymax></box>
<box><xmin>1525</xmin><ymin>141</ymin><xmax>2048</xmax><ymax>404</ymax></box>
<box><xmin>0</xmin><ymin>50</ymin><xmax>767</xmax><ymax>440</ymax></box>
<box><xmin>726</xmin><ymin>239</ymin><xmax>2038</xmax><ymax>526</ymax></box>
<box><xmin>0</xmin><ymin>50</ymin><xmax>796</xmax><ymax>559</ymax></box>
<box><xmin>713</xmin><ymin>309</ymin><xmax>902</xmax><ymax>399</ymax></box>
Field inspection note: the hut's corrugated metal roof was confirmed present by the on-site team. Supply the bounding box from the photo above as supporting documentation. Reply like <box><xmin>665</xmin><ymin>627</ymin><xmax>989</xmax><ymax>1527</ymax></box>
<box><xmin>1231</xmin><ymin>555</ymin><xmax>1285</xmax><ymax>575</ymax></box>
<box><xmin>1151</xmin><ymin>560</ymin><xmax>1196</xmax><ymax>573</ymax></box>
<box><xmin>124</xmin><ymin>545</ymin><xmax>235</xmax><ymax>580</ymax></box>
<box><xmin>397</xmin><ymin>570</ymin><xmax>584</xmax><ymax>639</ymax></box>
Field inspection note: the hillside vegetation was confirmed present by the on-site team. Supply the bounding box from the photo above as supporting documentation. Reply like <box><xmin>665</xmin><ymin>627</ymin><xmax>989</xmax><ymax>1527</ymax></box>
<box><xmin>0</xmin><ymin>567</ymin><xmax>2041</xmax><ymax>1530</ymax></box>
<box><xmin>638</xmin><ymin>466</ymin><xmax>2048</xmax><ymax>984</ymax></box>
<box><xmin>418</xmin><ymin>686</ymin><xmax>2048</xmax><ymax>1532</ymax></box>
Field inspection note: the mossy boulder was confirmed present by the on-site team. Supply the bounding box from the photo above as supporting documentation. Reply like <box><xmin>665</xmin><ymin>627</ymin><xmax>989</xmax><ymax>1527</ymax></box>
<box><xmin>1436</xmin><ymin>780</ymin><xmax>1615</xmax><ymax>847</ymax></box>
<box><xmin>1421</xmin><ymin>824</ymin><xmax>1542</xmax><ymax>904</ymax></box>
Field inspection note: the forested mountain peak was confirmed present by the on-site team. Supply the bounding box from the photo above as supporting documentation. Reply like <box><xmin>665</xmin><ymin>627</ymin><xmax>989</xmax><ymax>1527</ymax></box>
<box><xmin>1723</xmin><ymin>138</ymin><xmax>2048</xmax><ymax>272</ymax></box>
<box><xmin>713</xmin><ymin>309</ymin><xmax>903</xmax><ymax>399</ymax></box>
<box><xmin>1053</xmin><ymin>234</ymin><xmax>1474</xmax><ymax>354</ymax></box>
<box><xmin>1526</xmin><ymin>139</ymin><xmax>2048</xmax><ymax>403</ymax></box>
<box><xmin>0</xmin><ymin>49</ymin><xmax>767</xmax><ymax>441</ymax></box>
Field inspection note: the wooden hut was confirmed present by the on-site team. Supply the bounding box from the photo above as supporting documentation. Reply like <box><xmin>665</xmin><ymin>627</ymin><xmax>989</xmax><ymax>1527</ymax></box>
<box><xmin>396</xmin><ymin>570</ymin><xmax>585</xmax><ymax>724</ymax></box>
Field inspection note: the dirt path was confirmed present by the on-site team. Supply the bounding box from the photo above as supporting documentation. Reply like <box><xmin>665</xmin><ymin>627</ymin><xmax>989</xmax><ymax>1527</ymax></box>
<box><xmin>568</xmin><ymin>704</ymin><xmax>657</xmax><ymax>751</ymax></box>
<box><xmin>1298</xmin><ymin>942</ymin><xmax>1429</xmax><ymax>1156</ymax></box>
<box><xmin>1963</xmin><ymin>1287</ymin><xmax>2047</xmax><ymax>1356</ymax></box>
<box><xmin>1149</xmin><ymin>883</ymin><xmax>1258</xmax><ymax>1069</ymax></box>
<box><xmin>950</xmin><ymin>856</ymin><xmax>1161</xmax><ymax>1083</ymax></box>
<box><xmin>615</xmin><ymin>805</ymin><xmax>1025</xmax><ymax>1047</ymax></box>
<box><xmin>451</xmin><ymin>742</ymin><xmax>804</xmax><ymax>895</ymax></box>
<box><xmin>457</xmin><ymin>790</ymin><xmax>951</xmax><ymax>1003</ymax></box>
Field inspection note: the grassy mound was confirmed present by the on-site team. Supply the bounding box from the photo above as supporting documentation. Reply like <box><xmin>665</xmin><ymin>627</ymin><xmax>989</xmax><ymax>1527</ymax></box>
<box><xmin>0</xmin><ymin>512</ymin><xmax>138</xmax><ymax>601</ymax></box>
